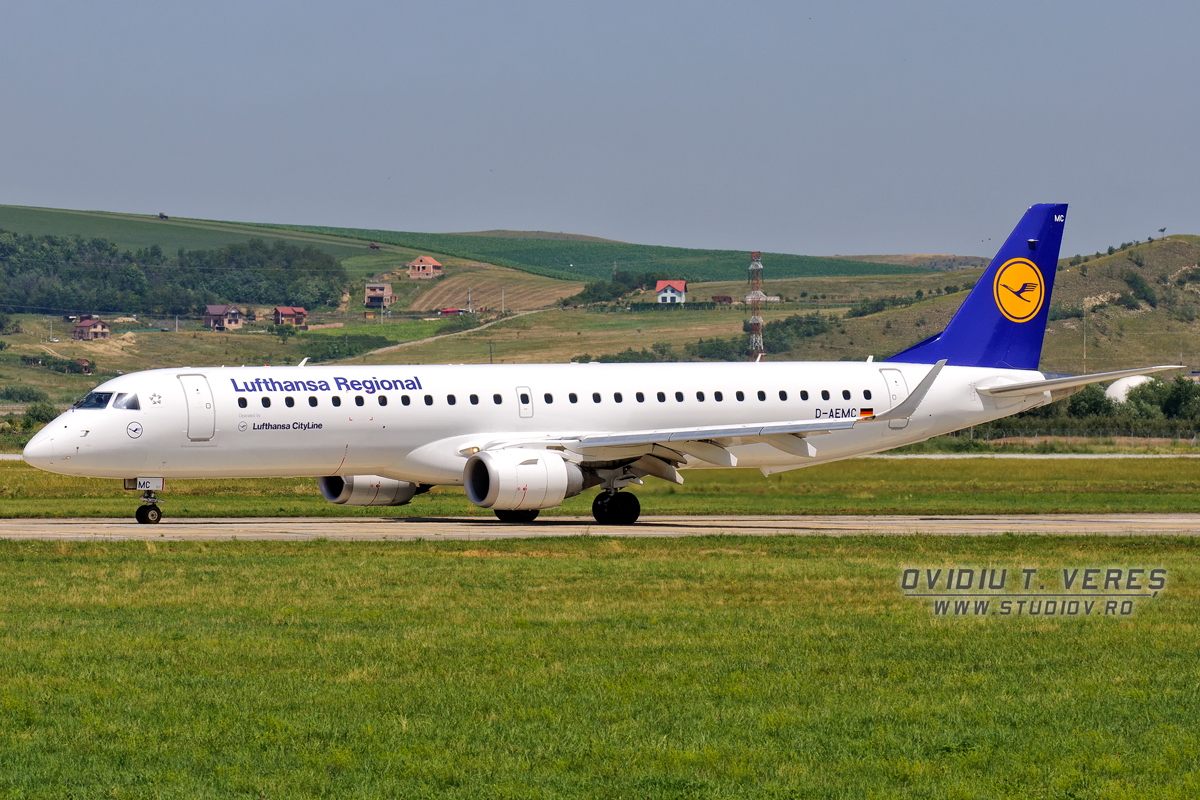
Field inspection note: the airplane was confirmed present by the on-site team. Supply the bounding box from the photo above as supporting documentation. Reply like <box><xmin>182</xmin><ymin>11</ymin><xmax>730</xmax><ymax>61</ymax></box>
<box><xmin>21</xmin><ymin>204</ymin><xmax>1180</xmax><ymax>525</ymax></box>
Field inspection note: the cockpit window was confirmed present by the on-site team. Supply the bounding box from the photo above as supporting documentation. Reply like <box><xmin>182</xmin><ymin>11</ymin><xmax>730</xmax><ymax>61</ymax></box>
<box><xmin>112</xmin><ymin>393</ymin><xmax>140</xmax><ymax>410</ymax></box>
<box><xmin>74</xmin><ymin>392</ymin><xmax>113</xmax><ymax>409</ymax></box>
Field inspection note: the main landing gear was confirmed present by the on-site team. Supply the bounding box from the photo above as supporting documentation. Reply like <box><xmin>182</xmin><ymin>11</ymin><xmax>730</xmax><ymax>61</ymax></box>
<box><xmin>592</xmin><ymin>490</ymin><xmax>640</xmax><ymax>525</ymax></box>
<box><xmin>135</xmin><ymin>490</ymin><xmax>162</xmax><ymax>525</ymax></box>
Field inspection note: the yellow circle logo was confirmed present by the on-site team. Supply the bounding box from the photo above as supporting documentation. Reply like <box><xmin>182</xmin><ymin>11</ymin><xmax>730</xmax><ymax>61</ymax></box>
<box><xmin>992</xmin><ymin>258</ymin><xmax>1045</xmax><ymax>323</ymax></box>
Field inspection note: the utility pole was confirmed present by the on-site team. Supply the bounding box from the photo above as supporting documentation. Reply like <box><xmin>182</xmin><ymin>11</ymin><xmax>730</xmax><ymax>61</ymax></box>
<box><xmin>468</xmin><ymin>286</ymin><xmax>473</xmax><ymax>314</ymax></box>
<box><xmin>748</xmin><ymin>251</ymin><xmax>765</xmax><ymax>360</ymax></box>
<box><xmin>501</xmin><ymin>286</ymin><xmax>505</xmax><ymax>314</ymax></box>
<box><xmin>489</xmin><ymin>342</ymin><xmax>494</xmax><ymax>364</ymax></box>
<box><xmin>175</xmin><ymin>315</ymin><xmax>179</xmax><ymax>333</ymax></box>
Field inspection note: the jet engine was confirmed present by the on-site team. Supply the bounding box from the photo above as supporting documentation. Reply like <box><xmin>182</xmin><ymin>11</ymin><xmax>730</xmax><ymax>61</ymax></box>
<box><xmin>464</xmin><ymin>450</ymin><xmax>585</xmax><ymax>510</ymax></box>
<box><xmin>318</xmin><ymin>475</ymin><xmax>418</xmax><ymax>506</ymax></box>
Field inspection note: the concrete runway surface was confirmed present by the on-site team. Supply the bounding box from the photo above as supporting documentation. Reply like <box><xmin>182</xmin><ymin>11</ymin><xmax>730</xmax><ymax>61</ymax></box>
<box><xmin>0</xmin><ymin>514</ymin><xmax>1198</xmax><ymax>540</ymax></box>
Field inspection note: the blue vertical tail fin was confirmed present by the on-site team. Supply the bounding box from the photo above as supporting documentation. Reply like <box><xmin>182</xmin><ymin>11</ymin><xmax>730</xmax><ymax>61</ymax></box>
<box><xmin>886</xmin><ymin>203</ymin><xmax>1067</xmax><ymax>369</ymax></box>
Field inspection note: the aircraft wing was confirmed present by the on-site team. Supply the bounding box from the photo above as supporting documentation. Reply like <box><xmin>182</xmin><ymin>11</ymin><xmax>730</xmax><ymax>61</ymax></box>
<box><xmin>975</xmin><ymin>365</ymin><xmax>1182</xmax><ymax>397</ymax></box>
<box><xmin>573</xmin><ymin>417</ymin><xmax>858</xmax><ymax>449</ymax></box>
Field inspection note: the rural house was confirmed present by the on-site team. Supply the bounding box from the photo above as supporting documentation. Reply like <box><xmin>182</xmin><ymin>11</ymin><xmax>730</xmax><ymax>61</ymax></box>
<box><xmin>273</xmin><ymin>306</ymin><xmax>307</xmax><ymax>326</ymax></box>
<box><xmin>203</xmin><ymin>304</ymin><xmax>243</xmax><ymax>331</ymax></box>
<box><xmin>72</xmin><ymin>318</ymin><xmax>110</xmax><ymax>340</ymax></box>
<box><xmin>364</xmin><ymin>283</ymin><xmax>398</xmax><ymax>309</ymax></box>
<box><xmin>655</xmin><ymin>280</ymin><xmax>687</xmax><ymax>304</ymax></box>
<box><xmin>407</xmin><ymin>256</ymin><xmax>443</xmax><ymax>279</ymax></box>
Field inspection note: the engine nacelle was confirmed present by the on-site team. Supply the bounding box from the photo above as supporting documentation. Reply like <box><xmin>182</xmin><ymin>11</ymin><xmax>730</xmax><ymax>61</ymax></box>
<box><xmin>318</xmin><ymin>475</ymin><xmax>417</xmax><ymax>506</ymax></box>
<box><xmin>464</xmin><ymin>450</ymin><xmax>584</xmax><ymax>510</ymax></box>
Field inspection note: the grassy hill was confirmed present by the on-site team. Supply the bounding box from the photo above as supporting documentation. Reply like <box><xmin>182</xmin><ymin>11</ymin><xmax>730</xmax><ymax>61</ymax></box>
<box><xmin>0</xmin><ymin>206</ymin><xmax>485</xmax><ymax>286</ymax></box>
<box><xmin>253</xmin><ymin>224</ymin><xmax>931</xmax><ymax>283</ymax></box>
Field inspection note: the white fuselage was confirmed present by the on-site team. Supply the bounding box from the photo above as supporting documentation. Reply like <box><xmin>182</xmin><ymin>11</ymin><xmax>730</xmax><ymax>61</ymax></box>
<box><xmin>22</xmin><ymin>360</ymin><xmax>1047</xmax><ymax>484</ymax></box>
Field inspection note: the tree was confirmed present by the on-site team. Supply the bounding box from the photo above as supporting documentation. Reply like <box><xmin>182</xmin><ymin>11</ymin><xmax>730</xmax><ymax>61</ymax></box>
<box><xmin>23</xmin><ymin>401</ymin><xmax>57</xmax><ymax>428</ymax></box>
<box><xmin>271</xmin><ymin>324</ymin><xmax>296</xmax><ymax>344</ymax></box>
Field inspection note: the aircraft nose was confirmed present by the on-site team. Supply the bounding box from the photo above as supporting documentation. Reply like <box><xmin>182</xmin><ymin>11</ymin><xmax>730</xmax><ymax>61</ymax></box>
<box><xmin>22</xmin><ymin>431</ymin><xmax>55</xmax><ymax>467</ymax></box>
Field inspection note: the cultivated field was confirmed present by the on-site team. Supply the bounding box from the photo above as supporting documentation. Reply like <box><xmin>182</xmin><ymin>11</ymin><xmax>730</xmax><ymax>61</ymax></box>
<box><xmin>7</xmin><ymin>458</ymin><xmax>1200</xmax><ymax>518</ymax></box>
<box><xmin>0</xmin><ymin>535</ymin><xmax>1194</xmax><ymax>796</ymax></box>
<box><xmin>405</xmin><ymin>267</ymin><xmax>585</xmax><ymax>312</ymax></box>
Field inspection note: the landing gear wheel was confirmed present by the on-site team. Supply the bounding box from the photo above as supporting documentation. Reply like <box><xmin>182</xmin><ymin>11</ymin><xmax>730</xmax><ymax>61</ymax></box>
<box><xmin>135</xmin><ymin>505</ymin><xmax>162</xmax><ymax>524</ymax></box>
<box><xmin>592</xmin><ymin>491</ymin><xmax>640</xmax><ymax>525</ymax></box>
<box><xmin>495</xmin><ymin>508</ymin><xmax>539</xmax><ymax>523</ymax></box>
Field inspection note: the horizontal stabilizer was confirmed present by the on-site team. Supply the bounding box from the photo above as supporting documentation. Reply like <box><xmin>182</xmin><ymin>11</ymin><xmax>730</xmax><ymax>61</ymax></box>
<box><xmin>975</xmin><ymin>365</ymin><xmax>1182</xmax><ymax>397</ymax></box>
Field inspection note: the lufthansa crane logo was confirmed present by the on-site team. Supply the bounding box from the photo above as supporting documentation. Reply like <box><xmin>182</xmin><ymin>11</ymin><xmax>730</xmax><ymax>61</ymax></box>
<box><xmin>993</xmin><ymin>258</ymin><xmax>1045</xmax><ymax>323</ymax></box>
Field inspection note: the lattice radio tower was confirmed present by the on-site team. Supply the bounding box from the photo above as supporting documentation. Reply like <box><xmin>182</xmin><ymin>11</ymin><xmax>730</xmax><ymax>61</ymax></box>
<box><xmin>747</xmin><ymin>251</ymin><xmax>765</xmax><ymax>360</ymax></box>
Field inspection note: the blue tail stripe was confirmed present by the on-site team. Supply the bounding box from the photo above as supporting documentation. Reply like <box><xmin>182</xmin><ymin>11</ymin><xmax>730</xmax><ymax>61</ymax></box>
<box><xmin>887</xmin><ymin>203</ymin><xmax>1067</xmax><ymax>369</ymax></box>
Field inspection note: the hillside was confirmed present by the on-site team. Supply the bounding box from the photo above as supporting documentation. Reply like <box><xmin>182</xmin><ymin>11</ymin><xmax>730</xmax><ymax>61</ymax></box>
<box><xmin>257</xmin><ymin>224</ymin><xmax>930</xmax><ymax>283</ymax></box>
<box><xmin>0</xmin><ymin>206</ymin><xmax>481</xmax><ymax>285</ymax></box>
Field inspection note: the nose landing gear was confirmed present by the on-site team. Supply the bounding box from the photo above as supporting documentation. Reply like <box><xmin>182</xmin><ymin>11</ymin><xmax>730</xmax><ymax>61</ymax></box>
<box><xmin>135</xmin><ymin>490</ymin><xmax>162</xmax><ymax>524</ymax></box>
<box><xmin>592</xmin><ymin>490</ymin><xmax>640</xmax><ymax>525</ymax></box>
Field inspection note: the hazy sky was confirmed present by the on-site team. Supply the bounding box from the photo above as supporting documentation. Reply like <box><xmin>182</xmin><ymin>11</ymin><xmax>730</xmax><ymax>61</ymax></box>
<box><xmin>2</xmin><ymin>1</ymin><xmax>1196</xmax><ymax>257</ymax></box>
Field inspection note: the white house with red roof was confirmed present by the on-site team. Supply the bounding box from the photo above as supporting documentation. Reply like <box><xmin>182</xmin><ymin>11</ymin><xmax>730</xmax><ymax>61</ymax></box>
<box><xmin>655</xmin><ymin>280</ymin><xmax>687</xmax><ymax>304</ymax></box>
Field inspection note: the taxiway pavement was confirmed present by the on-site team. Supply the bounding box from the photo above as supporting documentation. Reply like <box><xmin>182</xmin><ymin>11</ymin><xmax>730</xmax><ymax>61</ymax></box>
<box><xmin>0</xmin><ymin>514</ymin><xmax>1198</xmax><ymax>540</ymax></box>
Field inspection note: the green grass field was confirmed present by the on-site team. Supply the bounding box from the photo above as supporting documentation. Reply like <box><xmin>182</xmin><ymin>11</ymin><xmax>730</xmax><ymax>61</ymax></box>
<box><xmin>0</xmin><ymin>535</ymin><xmax>1194</xmax><ymax>797</ymax></box>
<box><xmin>6</xmin><ymin>458</ymin><xmax>1200</xmax><ymax>518</ymax></box>
<box><xmin>264</xmin><ymin>224</ymin><xmax>931</xmax><ymax>283</ymax></box>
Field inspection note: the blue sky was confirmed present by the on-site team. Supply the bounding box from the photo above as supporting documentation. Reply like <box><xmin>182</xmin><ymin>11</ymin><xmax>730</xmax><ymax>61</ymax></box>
<box><xmin>2</xmin><ymin>1</ymin><xmax>1196</xmax><ymax>257</ymax></box>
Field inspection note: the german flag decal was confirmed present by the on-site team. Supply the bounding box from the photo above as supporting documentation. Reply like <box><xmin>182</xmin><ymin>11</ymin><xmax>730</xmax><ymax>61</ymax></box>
<box><xmin>860</xmin><ymin>408</ymin><xmax>874</xmax><ymax>419</ymax></box>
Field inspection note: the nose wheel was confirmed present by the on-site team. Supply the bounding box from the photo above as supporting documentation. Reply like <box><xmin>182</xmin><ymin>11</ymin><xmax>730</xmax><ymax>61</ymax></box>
<box><xmin>592</xmin><ymin>490</ymin><xmax>640</xmax><ymax>525</ymax></box>
<box><xmin>135</xmin><ymin>490</ymin><xmax>162</xmax><ymax>524</ymax></box>
<box><xmin>135</xmin><ymin>505</ymin><xmax>162</xmax><ymax>524</ymax></box>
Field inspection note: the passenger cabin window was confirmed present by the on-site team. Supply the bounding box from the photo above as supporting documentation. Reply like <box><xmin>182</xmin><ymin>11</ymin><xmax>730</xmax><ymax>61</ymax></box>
<box><xmin>75</xmin><ymin>392</ymin><xmax>113</xmax><ymax>409</ymax></box>
<box><xmin>593</xmin><ymin>392</ymin><xmax>601</xmax><ymax>403</ymax></box>
<box><xmin>308</xmin><ymin>396</ymin><xmax>318</xmax><ymax>407</ymax></box>
<box><xmin>779</xmin><ymin>390</ymin><xmax>788</xmax><ymax>401</ymax></box>
<box><xmin>636</xmin><ymin>392</ymin><xmax>645</xmax><ymax>402</ymax></box>
<box><xmin>332</xmin><ymin>396</ymin><xmax>342</xmax><ymax>407</ymax></box>
<box><xmin>355</xmin><ymin>396</ymin><xmax>365</xmax><ymax>406</ymax></box>
<box><xmin>864</xmin><ymin>390</ymin><xmax>872</xmax><ymax>400</ymax></box>
<box><xmin>569</xmin><ymin>393</ymin><xmax>578</xmax><ymax>403</ymax></box>
<box><xmin>493</xmin><ymin>394</ymin><xmax>503</xmax><ymax>405</ymax></box>
<box><xmin>842</xmin><ymin>390</ymin><xmax>851</xmax><ymax>400</ymax></box>
<box><xmin>675</xmin><ymin>391</ymin><xmax>684</xmax><ymax>402</ymax></box>
<box><xmin>696</xmin><ymin>391</ymin><xmax>705</xmax><ymax>402</ymax></box>
<box><xmin>757</xmin><ymin>390</ymin><xmax>766</xmax><ymax>401</ymax></box>
<box><xmin>544</xmin><ymin>393</ymin><xmax>553</xmax><ymax>404</ymax></box>
<box><xmin>470</xmin><ymin>394</ymin><xmax>479</xmax><ymax>405</ymax></box>
<box><xmin>285</xmin><ymin>397</ymin><xmax>295</xmax><ymax>408</ymax></box>
<box><xmin>519</xmin><ymin>393</ymin><xmax>529</xmax><ymax>404</ymax></box>
<box><xmin>379</xmin><ymin>396</ymin><xmax>388</xmax><ymax>406</ymax></box>
<box><xmin>238</xmin><ymin>397</ymin><xmax>248</xmax><ymax>408</ymax></box>
<box><xmin>821</xmin><ymin>390</ymin><xmax>830</xmax><ymax>400</ymax></box>
<box><xmin>448</xmin><ymin>394</ymin><xmax>457</xmax><ymax>405</ymax></box>
<box><xmin>113</xmin><ymin>393</ymin><xmax>140</xmax><ymax>410</ymax></box>
<box><xmin>262</xmin><ymin>397</ymin><xmax>271</xmax><ymax>408</ymax></box>
<box><xmin>424</xmin><ymin>395</ymin><xmax>434</xmax><ymax>406</ymax></box>
<box><xmin>714</xmin><ymin>391</ymin><xmax>723</xmax><ymax>401</ymax></box>
<box><xmin>736</xmin><ymin>391</ymin><xmax>745</xmax><ymax>401</ymax></box>
<box><xmin>657</xmin><ymin>392</ymin><xmax>666</xmax><ymax>402</ymax></box>
<box><xmin>614</xmin><ymin>392</ymin><xmax>623</xmax><ymax>403</ymax></box>
<box><xmin>800</xmin><ymin>390</ymin><xmax>809</xmax><ymax>401</ymax></box>
<box><xmin>401</xmin><ymin>395</ymin><xmax>410</xmax><ymax>406</ymax></box>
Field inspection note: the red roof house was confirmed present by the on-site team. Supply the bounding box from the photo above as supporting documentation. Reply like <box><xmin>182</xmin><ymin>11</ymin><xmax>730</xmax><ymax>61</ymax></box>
<box><xmin>655</xmin><ymin>280</ymin><xmax>687</xmax><ymax>304</ymax></box>
<box><xmin>273</xmin><ymin>306</ymin><xmax>308</xmax><ymax>326</ymax></box>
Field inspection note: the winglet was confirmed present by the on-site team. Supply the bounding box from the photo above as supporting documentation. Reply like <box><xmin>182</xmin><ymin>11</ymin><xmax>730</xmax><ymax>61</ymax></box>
<box><xmin>871</xmin><ymin>360</ymin><xmax>946</xmax><ymax>422</ymax></box>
